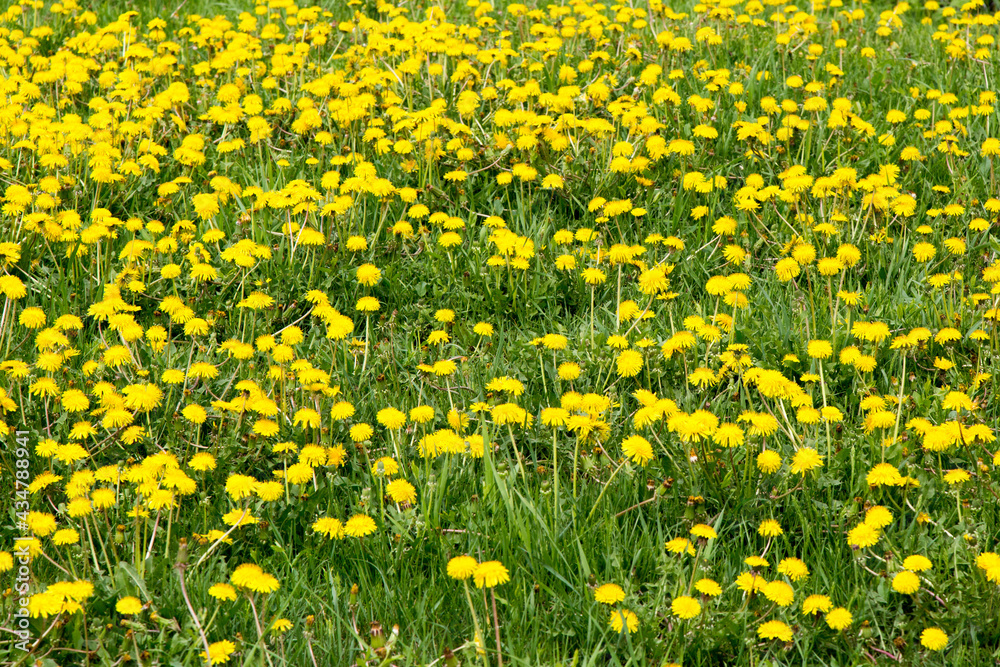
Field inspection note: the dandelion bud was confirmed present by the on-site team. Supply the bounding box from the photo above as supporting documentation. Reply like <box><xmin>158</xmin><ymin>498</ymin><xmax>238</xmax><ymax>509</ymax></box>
<box><xmin>370</xmin><ymin>621</ymin><xmax>385</xmax><ymax>649</ymax></box>
<box><xmin>175</xmin><ymin>537</ymin><xmax>189</xmax><ymax>566</ymax></box>
<box><xmin>152</xmin><ymin>611</ymin><xmax>174</xmax><ymax>627</ymax></box>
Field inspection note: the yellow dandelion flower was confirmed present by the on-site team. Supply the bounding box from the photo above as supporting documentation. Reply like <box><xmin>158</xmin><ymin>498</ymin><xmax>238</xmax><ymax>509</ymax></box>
<box><xmin>594</xmin><ymin>583</ymin><xmax>626</xmax><ymax>604</ymax></box>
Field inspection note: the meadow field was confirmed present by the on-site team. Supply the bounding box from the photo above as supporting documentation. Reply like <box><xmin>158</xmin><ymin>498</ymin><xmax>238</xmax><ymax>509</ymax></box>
<box><xmin>2</xmin><ymin>0</ymin><xmax>1000</xmax><ymax>664</ymax></box>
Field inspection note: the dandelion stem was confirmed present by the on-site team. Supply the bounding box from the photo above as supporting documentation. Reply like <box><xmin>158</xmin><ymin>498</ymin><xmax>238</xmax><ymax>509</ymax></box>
<box><xmin>818</xmin><ymin>362</ymin><xmax>832</xmax><ymax>461</ymax></box>
<box><xmin>463</xmin><ymin>580</ymin><xmax>489</xmax><ymax>667</ymax></box>
<box><xmin>247</xmin><ymin>593</ymin><xmax>275</xmax><ymax>667</ymax></box>
<box><xmin>956</xmin><ymin>488</ymin><xmax>963</xmax><ymax>525</ymax></box>
<box><xmin>774</xmin><ymin>400</ymin><xmax>799</xmax><ymax>449</ymax></box>
<box><xmin>614</xmin><ymin>491</ymin><xmax>659</xmax><ymax>518</ymax></box>
<box><xmin>589</xmin><ymin>286</ymin><xmax>595</xmax><ymax>349</ymax></box>
<box><xmin>586</xmin><ymin>458</ymin><xmax>626</xmax><ymax>522</ymax></box>
<box><xmin>378</xmin><ymin>476</ymin><xmax>385</xmax><ymax>521</ymax></box>
<box><xmin>538</xmin><ymin>352</ymin><xmax>547</xmax><ymax>397</ymax></box>
<box><xmin>88</xmin><ymin>514</ymin><xmax>115</xmax><ymax>575</ymax></box>
<box><xmin>490</xmin><ymin>588</ymin><xmax>503</xmax><ymax>667</ymax></box>
<box><xmin>615</xmin><ymin>265</ymin><xmax>622</xmax><ymax>329</ymax></box>
<box><xmin>572</xmin><ymin>436</ymin><xmax>581</xmax><ymax>500</ymax></box>
<box><xmin>686</xmin><ymin>545</ymin><xmax>704</xmax><ymax>596</ymax></box>
<box><xmin>192</xmin><ymin>507</ymin><xmax>248</xmax><ymax>570</ymax></box>
<box><xmin>145</xmin><ymin>511</ymin><xmax>160</xmax><ymax>562</ymax></box>
<box><xmin>362</xmin><ymin>314</ymin><xmax>371</xmax><ymax>375</ymax></box>
<box><xmin>507</xmin><ymin>424</ymin><xmax>526</xmax><ymax>482</ymax></box>
<box><xmin>81</xmin><ymin>514</ymin><xmax>107</xmax><ymax>576</ymax></box>
<box><xmin>552</xmin><ymin>427</ymin><xmax>559</xmax><ymax>519</ymax></box>
<box><xmin>889</xmin><ymin>354</ymin><xmax>907</xmax><ymax>465</ymax></box>
<box><xmin>178</xmin><ymin>563</ymin><xmax>213</xmax><ymax>667</ymax></box>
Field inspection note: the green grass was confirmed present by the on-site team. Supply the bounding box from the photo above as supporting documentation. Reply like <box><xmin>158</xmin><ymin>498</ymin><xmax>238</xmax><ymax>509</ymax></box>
<box><xmin>1</xmin><ymin>0</ymin><xmax>1000</xmax><ymax>665</ymax></box>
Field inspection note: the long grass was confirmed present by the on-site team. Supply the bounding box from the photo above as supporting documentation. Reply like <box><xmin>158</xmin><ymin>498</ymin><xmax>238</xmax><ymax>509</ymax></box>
<box><xmin>1</xmin><ymin>0</ymin><xmax>1000</xmax><ymax>665</ymax></box>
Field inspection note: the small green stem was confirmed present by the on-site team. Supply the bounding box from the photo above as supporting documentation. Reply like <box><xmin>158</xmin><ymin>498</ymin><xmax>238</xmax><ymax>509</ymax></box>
<box><xmin>572</xmin><ymin>436</ymin><xmax>582</xmax><ymax>500</ymax></box>
<box><xmin>818</xmin><ymin>362</ymin><xmax>832</xmax><ymax>461</ymax></box>
<box><xmin>889</xmin><ymin>354</ymin><xmax>907</xmax><ymax>462</ymax></box>
<box><xmin>463</xmin><ymin>581</ymin><xmax>489</xmax><ymax>667</ymax></box>
<box><xmin>552</xmin><ymin>428</ymin><xmax>559</xmax><ymax>519</ymax></box>
<box><xmin>589</xmin><ymin>286</ymin><xmax>595</xmax><ymax>348</ymax></box>
<box><xmin>686</xmin><ymin>545</ymin><xmax>705</xmax><ymax>596</ymax></box>
<box><xmin>507</xmin><ymin>424</ymin><xmax>527</xmax><ymax>482</ymax></box>
<box><xmin>361</xmin><ymin>314</ymin><xmax>371</xmax><ymax>375</ymax></box>
<box><xmin>586</xmin><ymin>458</ymin><xmax>627</xmax><ymax>522</ymax></box>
